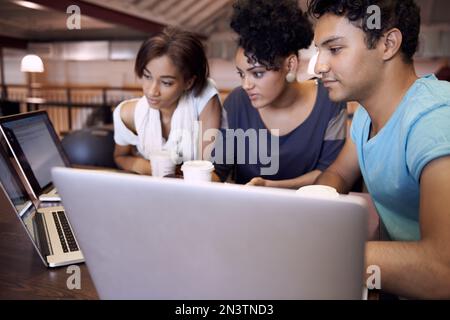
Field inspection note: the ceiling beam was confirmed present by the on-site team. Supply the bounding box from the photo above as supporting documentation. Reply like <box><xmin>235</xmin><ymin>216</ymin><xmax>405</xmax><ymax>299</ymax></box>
<box><xmin>152</xmin><ymin>0</ymin><xmax>180</xmax><ymax>15</ymax></box>
<box><xmin>195</xmin><ymin>5</ymin><xmax>231</xmax><ymax>31</ymax></box>
<box><xmin>164</xmin><ymin>0</ymin><xmax>198</xmax><ymax>20</ymax></box>
<box><xmin>139</xmin><ymin>0</ymin><xmax>163</xmax><ymax>12</ymax></box>
<box><xmin>0</xmin><ymin>20</ymin><xmax>30</xmax><ymax>39</ymax></box>
<box><xmin>189</xmin><ymin>0</ymin><xmax>232</xmax><ymax>30</ymax></box>
<box><xmin>177</xmin><ymin>0</ymin><xmax>212</xmax><ymax>25</ymax></box>
<box><xmin>70</xmin><ymin>0</ymin><xmax>208</xmax><ymax>39</ymax></box>
<box><xmin>0</xmin><ymin>36</ymin><xmax>28</xmax><ymax>49</ymax></box>
<box><xmin>27</xmin><ymin>0</ymin><xmax>166</xmax><ymax>34</ymax></box>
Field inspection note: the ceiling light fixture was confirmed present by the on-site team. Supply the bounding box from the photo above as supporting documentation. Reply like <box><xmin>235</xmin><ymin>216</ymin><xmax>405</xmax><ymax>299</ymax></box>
<box><xmin>13</xmin><ymin>1</ymin><xmax>47</xmax><ymax>10</ymax></box>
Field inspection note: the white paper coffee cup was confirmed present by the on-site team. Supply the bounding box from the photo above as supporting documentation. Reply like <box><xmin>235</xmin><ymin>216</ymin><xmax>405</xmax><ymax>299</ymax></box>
<box><xmin>181</xmin><ymin>160</ymin><xmax>214</xmax><ymax>182</ymax></box>
<box><xmin>296</xmin><ymin>185</ymin><xmax>339</xmax><ymax>199</ymax></box>
<box><xmin>150</xmin><ymin>151</ymin><xmax>176</xmax><ymax>177</ymax></box>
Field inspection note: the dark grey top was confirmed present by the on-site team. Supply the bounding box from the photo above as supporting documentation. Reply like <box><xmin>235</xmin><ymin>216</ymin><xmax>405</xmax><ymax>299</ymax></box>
<box><xmin>214</xmin><ymin>81</ymin><xmax>347</xmax><ymax>184</ymax></box>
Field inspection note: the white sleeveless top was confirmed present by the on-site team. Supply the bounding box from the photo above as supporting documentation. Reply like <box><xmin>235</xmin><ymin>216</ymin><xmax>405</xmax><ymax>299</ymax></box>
<box><xmin>113</xmin><ymin>79</ymin><xmax>225</xmax><ymax>163</ymax></box>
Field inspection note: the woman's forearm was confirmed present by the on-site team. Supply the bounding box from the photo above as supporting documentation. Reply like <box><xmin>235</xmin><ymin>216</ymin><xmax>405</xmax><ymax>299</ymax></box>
<box><xmin>115</xmin><ymin>155</ymin><xmax>152</xmax><ymax>175</ymax></box>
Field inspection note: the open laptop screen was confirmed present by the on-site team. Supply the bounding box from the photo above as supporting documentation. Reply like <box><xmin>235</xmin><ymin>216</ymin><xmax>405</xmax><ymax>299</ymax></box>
<box><xmin>0</xmin><ymin>137</ymin><xmax>47</xmax><ymax>259</ymax></box>
<box><xmin>0</xmin><ymin>137</ymin><xmax>30</xmax><ymax>214</ymax></box>
<box><xmin>0</xmin><ymin>111</ymin><xmax>69</xmax><ymax>195</ymax></box>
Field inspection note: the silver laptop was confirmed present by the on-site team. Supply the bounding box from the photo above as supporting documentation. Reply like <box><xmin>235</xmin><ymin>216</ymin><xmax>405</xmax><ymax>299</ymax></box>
<box><xmin>0</xmin><ymin>111</ymin><xmax>71</xmax><ymax>202</ymax></box>
<box><xmin>52</xmin><ymin>167</ymin><xmax>368</xmax><ymax>300</ymax></box>
<box><xmin>0</xmin><ymin>141</ymin><xmax>83</xmax><ymax>267</ymax></box>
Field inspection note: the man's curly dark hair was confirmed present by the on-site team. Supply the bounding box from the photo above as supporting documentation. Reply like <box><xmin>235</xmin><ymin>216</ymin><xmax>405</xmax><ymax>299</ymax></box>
<box><xmin>230</xmin><ymin>0</ymin><xmax>314</xmax><ymax>70</ymax></box>
<box><xmin>307</xmin><ymin>0</ymin><xmax>421</xmax><ymax>63</ymax></box>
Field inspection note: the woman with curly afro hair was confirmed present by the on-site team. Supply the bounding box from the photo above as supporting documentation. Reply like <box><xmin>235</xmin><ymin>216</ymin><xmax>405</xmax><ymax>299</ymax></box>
<box><xmin>213</xmin><ymin>0</ymin><xmax>347</xmax><ymax>189</ymax></box>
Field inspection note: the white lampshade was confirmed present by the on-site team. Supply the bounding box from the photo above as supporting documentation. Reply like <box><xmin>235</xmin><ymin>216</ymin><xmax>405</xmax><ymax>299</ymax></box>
<box><xmin>20</xmin><ymin>54</ymin><xmax>44</xmax><ymax>73</ymax></box>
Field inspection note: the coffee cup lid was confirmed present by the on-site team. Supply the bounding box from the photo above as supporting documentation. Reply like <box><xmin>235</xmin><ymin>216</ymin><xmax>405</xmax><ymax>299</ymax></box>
<box><xmin>296</xmin><ymin>185</ymin><xmax>339</xmax><ymax>198</ymax></box>
<box><xmin>181</xmin><ymin>160</ymin><xmax>214</xmax><ymax>172</ymax></box>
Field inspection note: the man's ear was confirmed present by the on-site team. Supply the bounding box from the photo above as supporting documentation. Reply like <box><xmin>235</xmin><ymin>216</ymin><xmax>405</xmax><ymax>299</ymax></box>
<box><xmin>382</xmin><ymin>28</ymin><xmax>403</xmax><ymax>61</ymax></box>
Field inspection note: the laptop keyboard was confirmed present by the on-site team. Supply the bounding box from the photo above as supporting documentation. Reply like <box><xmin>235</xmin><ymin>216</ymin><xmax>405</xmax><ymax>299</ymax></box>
<box><xmin>52</xmin><ymin>211</ymin><xmax>79</xmax><ymax>253</ymax></box>
<box><xmin>35</xmin><ymin>213</ymin><xmax>51</xmax><ymax>257</ymax></box>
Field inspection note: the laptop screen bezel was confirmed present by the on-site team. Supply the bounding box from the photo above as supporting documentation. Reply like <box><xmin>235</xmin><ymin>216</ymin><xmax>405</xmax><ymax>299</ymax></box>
<box><xmin>0</xmin><ymin>181</ymin><xmax>48</xmax><ymax>266</ymax></box>
<box><xmin>0</xmin><ymin>110</ymin><xmax>71</xmax><ymax>197</ymax></box>
<box><xmin>0</xmin><ymin>137</ymin><xmax>50</xmax><ymax>266</ymax></box>
<box><xmin>0</xmin><ymin>133</ymin><xmax>33</xmax><ymax>207</ymax></box>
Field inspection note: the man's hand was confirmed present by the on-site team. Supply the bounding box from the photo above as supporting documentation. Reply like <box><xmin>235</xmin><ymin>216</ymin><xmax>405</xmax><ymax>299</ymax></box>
<box><xmin>315</xmin><ymin>138</ymin><xmax>361</xmax><ymax>193</ymax></box>
<box><xmin>246</xmin><ymin>171</ymin><xmax>322</xmax><ymax>189</ymax></box>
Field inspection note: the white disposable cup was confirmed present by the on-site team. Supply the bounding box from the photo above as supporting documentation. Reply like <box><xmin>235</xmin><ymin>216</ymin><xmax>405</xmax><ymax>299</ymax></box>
<box><xmin>150</xmin><ymin>151</ymin><xmax>176</xmax><ymax>177</ymax></box>
<box><xmin>296</xmin><ymin>185</ymin><xmax>339</xmax><ymax>199</ymax></box>
<box><xmin>181</xmin><ymin>160</ymin><xmax>214</xmax><ymax>182</ymax></box>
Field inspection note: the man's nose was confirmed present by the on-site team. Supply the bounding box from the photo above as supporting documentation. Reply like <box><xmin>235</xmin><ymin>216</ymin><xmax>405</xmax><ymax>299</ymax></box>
<box><xmin>314</xmin><ymin>52</ymin><xmax>331</xmax><ymax>76</ymax></box>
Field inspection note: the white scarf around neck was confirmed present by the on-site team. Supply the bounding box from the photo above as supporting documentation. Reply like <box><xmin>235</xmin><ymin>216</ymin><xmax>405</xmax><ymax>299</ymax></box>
<box><xmin>136</xmin><ymin>94</ymin><xmax>200</xmax><ymax>164</ymax></box>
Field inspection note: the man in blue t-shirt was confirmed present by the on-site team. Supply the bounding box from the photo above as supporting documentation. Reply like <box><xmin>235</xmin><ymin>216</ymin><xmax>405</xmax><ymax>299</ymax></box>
<box><xmin>309</xmin><ymin>0</ymin><xmax>450</xmax><ymax>299</ymax></box>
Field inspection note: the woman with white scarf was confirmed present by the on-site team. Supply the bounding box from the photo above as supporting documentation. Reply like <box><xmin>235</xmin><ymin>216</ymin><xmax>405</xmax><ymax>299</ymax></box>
<box><xmin>113</xmin><ymin>28</ymin><xmax>224</xmax><ymax>175</ymax></box>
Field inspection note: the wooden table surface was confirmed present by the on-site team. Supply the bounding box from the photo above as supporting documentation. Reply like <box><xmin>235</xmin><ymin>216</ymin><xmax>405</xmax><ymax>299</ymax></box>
<box><xmin>0</xmin><ymin>204</ymin><xmax>98</xmax><ymax>299</ymax></box>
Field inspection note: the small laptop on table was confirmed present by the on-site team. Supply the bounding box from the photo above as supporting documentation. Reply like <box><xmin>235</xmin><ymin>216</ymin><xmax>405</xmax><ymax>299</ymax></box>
<box><xmin>0</xmin><ymin>135</ymin><xmax>83</xmax><ymax>267</ymax></box>
<box><xmin>0</xmin><ymin>110</ymin><xmax>71</xmax><ymax>202</ymax></box>
<box><xmin>53</xmin><ymin>167</ymin><xmax>368</xmax><ymax>299</ymax></box>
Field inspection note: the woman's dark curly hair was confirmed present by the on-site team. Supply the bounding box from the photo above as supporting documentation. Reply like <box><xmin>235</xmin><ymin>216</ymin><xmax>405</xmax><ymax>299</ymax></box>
<box><xmin>307</xmin><ymin>0</ymin><xmax>421</xmax><ymax>63</ymax></box>
<box><xmin>230</xmin><ymin>0</ymin><xmax>314</xmax><ymax>70</ymax></box>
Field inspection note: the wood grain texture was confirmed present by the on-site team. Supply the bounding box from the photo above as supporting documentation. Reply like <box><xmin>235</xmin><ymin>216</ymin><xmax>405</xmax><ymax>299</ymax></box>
<box><xmin>0</xmin><ymin>207</ymin><xmax>99</xmax><ymax>300</ymax></box>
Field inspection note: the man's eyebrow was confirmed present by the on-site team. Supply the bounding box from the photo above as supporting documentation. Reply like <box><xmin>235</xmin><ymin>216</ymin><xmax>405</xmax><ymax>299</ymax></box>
<box><xmin>319</xmin><ymin>36</ymin><xmax>344</xmax><ymax>47</ymax></box>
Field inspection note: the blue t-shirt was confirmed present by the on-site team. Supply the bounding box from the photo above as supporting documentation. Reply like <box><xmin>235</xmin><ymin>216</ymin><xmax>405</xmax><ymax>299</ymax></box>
<box><xmin>214</xmin><ymin>81</ymin><xmax>347</xmax><ymax>184</ymax></box>
<box><xmin>351</xmin><ymin>74</ymin><xmax>450</xmax><ymax>241</ymax></box>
